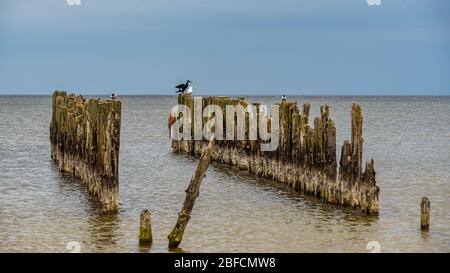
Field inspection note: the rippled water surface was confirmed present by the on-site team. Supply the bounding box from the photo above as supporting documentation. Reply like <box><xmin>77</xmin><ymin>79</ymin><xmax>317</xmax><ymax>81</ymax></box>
<box><xmin>0</xmin><ymin>95</ymin><xmax>449</xmax><ymax>252</ymax></box>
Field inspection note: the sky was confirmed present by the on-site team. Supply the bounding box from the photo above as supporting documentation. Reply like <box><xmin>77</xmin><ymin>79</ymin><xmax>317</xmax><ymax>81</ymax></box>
<box><xmin>0</xmin><ymin>0</ymin><xmax>449</xmax><ymax>95</ymax></box>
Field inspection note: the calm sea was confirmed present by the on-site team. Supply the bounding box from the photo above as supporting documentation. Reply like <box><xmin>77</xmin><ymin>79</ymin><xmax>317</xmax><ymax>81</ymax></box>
<box><xmin>0</xmin><ymin>95</ymin><xmax>449</xmax><ymax>252</ymax></box>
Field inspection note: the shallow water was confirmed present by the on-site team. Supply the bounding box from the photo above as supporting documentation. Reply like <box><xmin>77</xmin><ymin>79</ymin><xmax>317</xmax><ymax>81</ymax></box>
<box><xmin>0</xmin><ymin>95</ymin><xmax>449</xmax><ymax>252</ymax></box>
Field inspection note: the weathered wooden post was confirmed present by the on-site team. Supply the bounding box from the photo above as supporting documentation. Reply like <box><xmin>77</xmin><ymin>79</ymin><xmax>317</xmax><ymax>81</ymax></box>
<box><xmin>420</xmin><ymin>197</ymin><xmax>430</xmax><ymax>231</ymax></box>
<box><xmin>139</xmin><ymin>209</ymin><xmax>153</xmax><ymax>245</ymax></box>
<box><xmin>168</xmin><ymin>137</ymin><xmax>215</xmax><ymax>249</ymax></box>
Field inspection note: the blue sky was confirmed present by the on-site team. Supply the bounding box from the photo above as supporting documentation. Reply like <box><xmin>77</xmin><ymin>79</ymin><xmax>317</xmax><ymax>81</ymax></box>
<box><xmin>0</xmin><ymin>0</ymin><xmax>449</xmax><ymax>95</ymax></box>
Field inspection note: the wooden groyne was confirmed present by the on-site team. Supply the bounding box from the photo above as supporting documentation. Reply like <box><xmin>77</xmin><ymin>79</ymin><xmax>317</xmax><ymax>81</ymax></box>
<box><xmin>50</xmin><ymin>91</ymin><xmax>121</xmax><ymax>212</ymax></box>
<box><xmin>171</xmin><ymin>94</ymin><xmax>379</xmax><ymax>215</ymax></box>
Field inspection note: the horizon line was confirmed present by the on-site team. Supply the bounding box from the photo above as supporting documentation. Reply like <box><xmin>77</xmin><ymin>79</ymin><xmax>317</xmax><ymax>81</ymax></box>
<box><xmin>0</xmin><ymin>93</ymin><xmax>449</xmax><ymax>97</ymax></box>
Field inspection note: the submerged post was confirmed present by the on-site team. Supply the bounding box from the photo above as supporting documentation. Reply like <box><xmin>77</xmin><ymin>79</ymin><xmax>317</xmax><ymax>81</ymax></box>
<box><xmin>139</xmin><ymin>209</ymin><xmax>153</xmax><ymax>245</ymax></box>
<box><xmin>420</xmin><ymin>197</ymin><xmax>430</xmax><ymax>231</ymax></box>
<box><xmin>168</xmin><ymin>137</ymin><xmax>215</xmax><ymax>249</ymax></box>
<box><xmin>50</xmin><ymin>91</ymin><xmax>121</xmax><ymax>212</ymax></box>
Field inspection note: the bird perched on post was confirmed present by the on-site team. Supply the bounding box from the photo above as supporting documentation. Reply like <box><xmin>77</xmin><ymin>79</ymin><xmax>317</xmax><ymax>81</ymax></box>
<box><xmin>281</xmin><ymin>95</ymin><xmax>287</xmax><ymax>101</ymax></box>
<box><xmin>111</xmin><ymin>93</ymin><xmax>117</xmax><ymax>100</ymax></box>
<box><xmin>175</xmin><ymin>80</ymin><xmax>192</xmax><ymax>93</ymax></box>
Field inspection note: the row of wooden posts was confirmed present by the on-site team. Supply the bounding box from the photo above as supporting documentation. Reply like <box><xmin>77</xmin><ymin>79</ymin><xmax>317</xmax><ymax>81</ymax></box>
<box><xmin>49</xmin><ymin>91</ymin><xmax>214</xmax><ymax>248</ymax></box>
<box><xmin>49</xmin><ymin>91</ymin><xmax>432</xmax><ymax>249</ymax></box>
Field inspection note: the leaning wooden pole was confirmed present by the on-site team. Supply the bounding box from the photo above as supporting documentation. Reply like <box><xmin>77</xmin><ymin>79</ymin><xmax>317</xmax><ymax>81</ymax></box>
<box><xmin>168</xmin><ymin>137</ymin><xmax>215</xmax><ymax>249</ymax></box>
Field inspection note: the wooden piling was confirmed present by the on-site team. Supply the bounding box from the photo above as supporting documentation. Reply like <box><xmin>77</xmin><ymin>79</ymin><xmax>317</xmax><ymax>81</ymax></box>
<box><xmin>50</xmin><ymin>91</ymin><xmax>121</xmax><ymax>212</ymax></box>
<box><xmin>420</xmin><ymin>197</ymin><xmax>430</xmax><ymax>231</ymax></box>
<box><xmin>168</xmin><ymin>137</ymin><xmax>215</xmax><ymax>248</ymax></box>
<box><xmin>172</xmin><ymin>94</ymin><xmax>379</xmax><ymax>215</ymax></box>
<box><xmin>139</xmin><ymin>209</ymin><xmax>153</xmax><ymax>245</ymax></box>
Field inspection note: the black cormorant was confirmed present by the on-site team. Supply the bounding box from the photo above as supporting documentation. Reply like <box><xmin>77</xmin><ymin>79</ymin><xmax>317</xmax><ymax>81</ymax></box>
<box><xmin>175</xmin><ymin>80</ymin><xmax>191</xmax><ymax>93</ymax></box>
